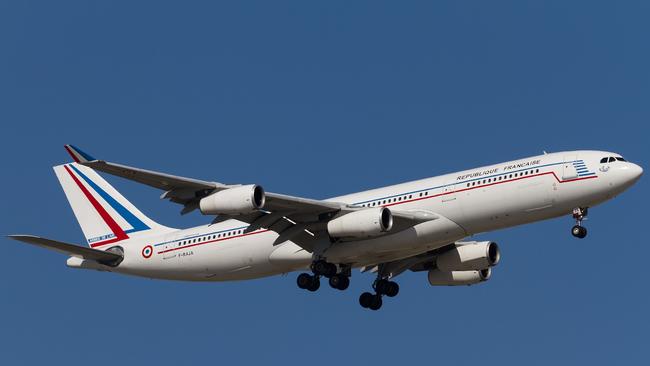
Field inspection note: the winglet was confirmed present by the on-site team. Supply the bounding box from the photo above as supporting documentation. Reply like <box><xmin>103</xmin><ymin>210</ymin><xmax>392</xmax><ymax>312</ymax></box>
<box><xmin>64</xmin><ymin>145</ymin><xmax>96</xmax><ymax>163</ymax></box>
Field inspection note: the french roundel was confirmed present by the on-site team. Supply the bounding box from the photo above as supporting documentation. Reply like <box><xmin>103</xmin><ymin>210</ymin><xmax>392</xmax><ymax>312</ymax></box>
<box><xmin>142</xmin><ymin>245</ymin><xmax>153</xmax><ymax>258</ymax></box>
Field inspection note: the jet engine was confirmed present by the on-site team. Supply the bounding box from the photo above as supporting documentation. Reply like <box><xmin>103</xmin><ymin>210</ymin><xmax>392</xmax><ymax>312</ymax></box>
<box><xmin>199</xmin><ymin>184</ymin><xmax>265</xmax><ymax>215</ymax></box>
<box><xmin>427</xmin><ymin>268</ymin><xmax>491</xmax><ymax>286</ymax></box>
<box><xmin>436</xmin><ymin>241</ymin><xmax>500</xmax><ymax>272</ymax></box>
<box><xmin>327</xmin><ymin>207</ymin><xmax>393</xmax><ymax>238</ymax></box>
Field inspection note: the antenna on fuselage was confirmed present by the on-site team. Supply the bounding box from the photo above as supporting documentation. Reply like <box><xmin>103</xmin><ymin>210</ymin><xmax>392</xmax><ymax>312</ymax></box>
<box><xmin>543</xmin><ymin>150</ymin><xmax>548</xmax><ymax>155</ymax></box>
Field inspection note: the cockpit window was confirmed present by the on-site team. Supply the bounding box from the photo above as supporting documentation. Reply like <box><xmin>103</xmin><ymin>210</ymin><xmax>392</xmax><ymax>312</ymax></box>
<box><xmin>601</xmin><ymin>156</ymin><xmax>626</xmax><ymax>164</ymax></box>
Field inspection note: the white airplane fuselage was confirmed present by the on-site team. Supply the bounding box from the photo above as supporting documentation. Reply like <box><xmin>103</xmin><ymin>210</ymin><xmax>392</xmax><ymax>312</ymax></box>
<box><xmin>72</xmin><ymin>150</ymin><xmax>642</xmax><ymax>281</ymax></box>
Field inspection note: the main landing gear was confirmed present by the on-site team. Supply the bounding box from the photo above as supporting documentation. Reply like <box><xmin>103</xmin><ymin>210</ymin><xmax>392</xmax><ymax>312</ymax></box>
<box><xmin>297</xmin><ymin>260</ymin><xmax>350</xmax><ymax>292</ymax></box>
<box><xmin>359</xmin><ymin>278</ymin><xmax>399</xmax><ymax>311</ymax></box>
<box><xmin>571</xmin><ymin>207</ymin><xmax>588</xmax><ymax>239</ymax></box>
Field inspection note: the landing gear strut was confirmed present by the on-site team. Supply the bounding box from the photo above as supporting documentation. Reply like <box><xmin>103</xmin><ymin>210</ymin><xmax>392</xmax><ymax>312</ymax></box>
<box><xmin>571</xmin><ymin>207</ymin><xmax>588</xmax><ymax>239</ymax></box>
<box><xmin>359</xmin><ymin>278</ymin><xmax>400</xmax><ymax>311</ymax></box>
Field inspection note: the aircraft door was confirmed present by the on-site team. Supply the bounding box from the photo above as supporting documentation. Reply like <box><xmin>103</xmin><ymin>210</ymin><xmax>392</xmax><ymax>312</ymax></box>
<box><xmin>440</xmin><ymin>182</ymin><xmax>465</xmax><ymax>227</ymax></box>
<box><xmin>562</xmin><ymin>154</ymin><xmax>579</xmax><ymax>180</ymax></box>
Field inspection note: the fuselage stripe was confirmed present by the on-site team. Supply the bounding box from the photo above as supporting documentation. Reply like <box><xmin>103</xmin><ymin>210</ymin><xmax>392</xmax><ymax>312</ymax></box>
<box><xmin>351</xmin><ymin>160</ymin><xmax>584</xmax><ymax>205</ymax></box>
<box><xmin>360</xmin><ymin>171</ymin><xmax>597</xmax><ymax>208</ymax></box>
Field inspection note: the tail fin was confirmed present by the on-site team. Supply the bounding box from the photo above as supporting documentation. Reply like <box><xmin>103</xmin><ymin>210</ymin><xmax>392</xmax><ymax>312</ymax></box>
<box><xmin>54</xmin><ymin>163</ymin><xmax>172</xmax><ymax>248</ymax></box>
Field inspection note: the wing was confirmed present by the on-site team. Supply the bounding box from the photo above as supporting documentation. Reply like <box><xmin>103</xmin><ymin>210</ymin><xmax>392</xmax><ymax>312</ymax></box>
<box><xmin>64</xmin><ymin>145</ymin><xmax>438</xmax><ymax>252</ymax></box>
<box><xmin>8</xmin><ymin>235</ymin><xmax>123</xmax><ymax>266</ymax></box>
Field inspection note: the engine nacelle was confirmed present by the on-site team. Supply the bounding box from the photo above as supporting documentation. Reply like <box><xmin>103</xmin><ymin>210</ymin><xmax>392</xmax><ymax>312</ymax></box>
<box><xmin>327</xmin><ymin>207</ymin><xmax>393</xmax><ymax>238</ymax></box>
<box><xmin>427</xmin><ymin>268</ymin><xmax>491</xmax><ymax>286</ymax></box>
<box><xmin>436</xmin><ymin>241</ymin><xmax>500</xmax><ymax>272</ymax></box>
<box><xmin>199</xmin><ymin>184</ymin><xmax>265</xmax><ymax>215</ymax></box>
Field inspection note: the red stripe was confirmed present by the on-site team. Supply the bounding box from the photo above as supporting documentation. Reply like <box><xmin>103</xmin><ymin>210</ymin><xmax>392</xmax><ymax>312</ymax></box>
<box><xmin>64</xmin><ymin>146</ymin><xmax>81</xmax><ymax>163</ymax></box>
<box><xmin>383</xmin><ymin>171</ymin><xmax>597</xmax><ymax>208</ymax></box>
<box><xmin>157</xmin><ymin>229</ymin><xmax>270</xmax><ymax>254</ymax></box>
<box><xmin>63</xmin><ymin>165</ymin><xmax>128</xmax><ymax>247</ymax></box>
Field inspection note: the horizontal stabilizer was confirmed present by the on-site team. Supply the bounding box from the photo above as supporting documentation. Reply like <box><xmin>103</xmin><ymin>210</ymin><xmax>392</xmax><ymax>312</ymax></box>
<box><xmin>8</xmin><ymin>235</ymin><xmax>123</xmax><ymax>266</ymax></box>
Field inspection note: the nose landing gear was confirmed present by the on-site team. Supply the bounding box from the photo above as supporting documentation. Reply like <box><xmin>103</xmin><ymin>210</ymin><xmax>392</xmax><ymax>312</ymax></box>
<box><xmin>571</xmin><ymin>207</ymin><xmax>588</xmax><ymax>239</ymax></box>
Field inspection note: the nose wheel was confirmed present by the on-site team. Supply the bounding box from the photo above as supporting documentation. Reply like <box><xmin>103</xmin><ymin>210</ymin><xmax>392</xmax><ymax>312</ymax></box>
<box><xmin>571</xmin><ymin>207</ymin><xmax>588</xmax><ymax>239</ymax></box>
<box><xmin>571</xmin><ymin>225</ymin><xmax>587</xmax><ymax>238</ymax></box>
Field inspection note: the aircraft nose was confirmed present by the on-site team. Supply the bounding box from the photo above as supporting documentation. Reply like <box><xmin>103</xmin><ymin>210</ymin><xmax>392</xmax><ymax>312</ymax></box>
<box><xmin>631</xmin><ymin>163</ymin><xmax>643</xmax><ymax>180</ymax></box>
<box><xmin>623</xmin><ymin>163</ymin><xmax>643</xmax><ymax>184</ymax></box>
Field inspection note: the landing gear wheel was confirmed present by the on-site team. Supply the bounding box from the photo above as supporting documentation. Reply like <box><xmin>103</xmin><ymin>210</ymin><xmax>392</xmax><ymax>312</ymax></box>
<box><xmin>359</xmin><ymin>292</ymin><xmax>374</xmax><ymax>308</ymax></box>
<box><xmin>385</xmin><ymin>281</ymin><xmax>399</xmax><ymax>297</ymax></box>
<box><xmin>368</xmin><ymin>294</ymin><xmax>383</xmax><ymax>311</ymax></box>
<box><xmin>297</xmin><ymin>273</ymin><xmax>312</xmax><ymax>289</ymax></box>
<box><xmin>572</xmin><ymin>225</ymin><xmax>587</xmax><ymax>239</ymax></box>
<box><xmin>329</xmin><ymin>274</ymin><xmax>350</xmax><ymax>291</ymax></box>
<box><xmin>374</xmin><ymin>279</ymin><xmax>390</xmax><ymax>295</ymax></box>
<box><xmin>374</xmin><ymin>279</ymin><xmax>398</xmax><ymax>297</ymax></box>
<box><xmin>307</xmin><ymin>276</ymin><xmax>320</xmax><ymax>292</ymax></box>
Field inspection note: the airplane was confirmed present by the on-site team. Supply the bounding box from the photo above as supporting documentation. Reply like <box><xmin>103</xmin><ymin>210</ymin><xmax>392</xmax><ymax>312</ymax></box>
<box><xmin>9</xmin><ymin>146</ymin><xmax>643</xmax><ymax>310</ymax></box>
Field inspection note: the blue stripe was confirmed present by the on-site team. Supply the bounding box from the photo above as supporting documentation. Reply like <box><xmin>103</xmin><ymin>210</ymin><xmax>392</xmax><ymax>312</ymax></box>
<box><xmin>70</xmin><ymin>165</ymin><xmax>150</xmax><ymax>233</ymax></box>
<box><xmin>578</xmin><ymin>172</ymin><xmax>596</xmax><ymax>177</ymax></box>
<box><xmin>69</xmin><ymin>145</ymin><xmax>96</xmax><ymax>161</ymax></box>
<box><xmin>576</xmin><ymin>168</ymin><xmax>589</xmax><ymax>172</ymax></box>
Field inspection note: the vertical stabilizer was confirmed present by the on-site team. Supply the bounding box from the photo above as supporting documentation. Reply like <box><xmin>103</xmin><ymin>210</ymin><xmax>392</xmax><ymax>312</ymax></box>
<box><xmin>53</xmin><ymin>163</ymin><xmax>173</xmax><ymax>247</ymax></box>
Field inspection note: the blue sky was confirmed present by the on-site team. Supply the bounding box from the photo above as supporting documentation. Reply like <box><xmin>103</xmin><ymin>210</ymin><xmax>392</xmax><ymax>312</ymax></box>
<box><xmin>1</xmin><ymin>1</ymin><xmax>648</xmax><ymax>365</ymax></box>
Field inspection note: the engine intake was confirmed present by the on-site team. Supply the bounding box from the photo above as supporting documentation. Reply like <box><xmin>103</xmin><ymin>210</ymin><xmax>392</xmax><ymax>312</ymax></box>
<box><xmin>199</xmin><ymin>184</ymin><xmax>265</xmax><ymax>215</ymax></box>
<box><xmin>436</xmin><ymin>241</ymin><xmax>500</xmax><ymax>272</ymax></box>
<box><xmin>427</xmin><ymin>268</ymin><xmax>491</xmax><ymax>286</ymax></box>
<box><xmin>327</xmin><ymin>207</ymin><xmax>393</xmax><ymax>238</ymax></box>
